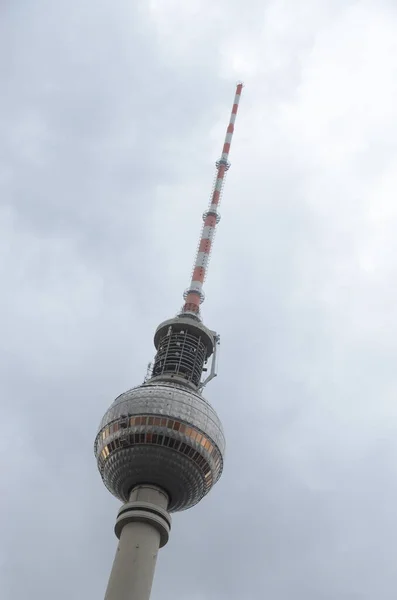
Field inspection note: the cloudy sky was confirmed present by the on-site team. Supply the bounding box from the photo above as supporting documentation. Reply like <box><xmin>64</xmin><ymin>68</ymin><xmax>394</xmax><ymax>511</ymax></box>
<box><xmin>2</xmin><ymin>0</ymin><xmax>397</xmax><ymax>598</ymax></box>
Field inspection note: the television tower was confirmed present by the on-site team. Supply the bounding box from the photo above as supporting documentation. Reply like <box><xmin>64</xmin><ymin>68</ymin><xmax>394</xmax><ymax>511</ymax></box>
<box><xmin>95</xmin><ymin>82</ymin><xmax>243</xmax><ymax>600</ymax></box>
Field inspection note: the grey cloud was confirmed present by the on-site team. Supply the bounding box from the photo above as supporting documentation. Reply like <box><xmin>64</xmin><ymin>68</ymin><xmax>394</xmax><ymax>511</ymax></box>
<box><xmin>2</xmin><ymin>1</ymin><xmax>397</xmax><ymax>599</ymax></box>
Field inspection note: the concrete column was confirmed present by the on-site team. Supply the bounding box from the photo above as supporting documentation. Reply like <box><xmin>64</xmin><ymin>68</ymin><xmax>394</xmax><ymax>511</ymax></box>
<box><xmin>104</xmin><ymin>485</ymin><xmax>171</xmax><ymax>600</ymax></box>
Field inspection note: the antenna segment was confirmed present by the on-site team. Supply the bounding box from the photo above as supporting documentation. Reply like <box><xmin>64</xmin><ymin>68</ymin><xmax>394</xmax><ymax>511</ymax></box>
<box><xmin>182</xmin><ymin>82</ymin><xmax>244</xmax><ymax>317</ymax></box>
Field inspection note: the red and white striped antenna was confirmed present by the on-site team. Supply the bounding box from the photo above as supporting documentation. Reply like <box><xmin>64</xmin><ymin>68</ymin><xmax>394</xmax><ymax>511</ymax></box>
<box><xmin>181</xmin><ymin>82</ymin><xmax>244</xmax><ymax>318</ymax></box>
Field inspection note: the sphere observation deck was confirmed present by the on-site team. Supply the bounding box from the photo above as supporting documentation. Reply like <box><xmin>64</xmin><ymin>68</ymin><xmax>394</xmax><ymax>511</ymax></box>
<box><xmin>94</xmin><ymin>381</ymin><xmax>225</xmax><ymax>512</ymax></box>
<box><xmin>95</xmin><ymin>315</ymin><xmax>225</xmax><ymax>513</ymax></box>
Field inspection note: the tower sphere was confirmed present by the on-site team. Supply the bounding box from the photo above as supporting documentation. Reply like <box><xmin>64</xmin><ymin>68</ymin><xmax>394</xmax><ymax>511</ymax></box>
<box><xmin>94</xmin><ymin>381</ymin><xmax>225</xmax><ymax>512</ymax></box>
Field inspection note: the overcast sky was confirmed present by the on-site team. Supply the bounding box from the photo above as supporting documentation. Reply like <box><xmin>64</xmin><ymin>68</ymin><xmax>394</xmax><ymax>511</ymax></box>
<box><xmin>2</xmin><ymin>0</ymin><xmax>397</xmax><ymax>598</ymax></box>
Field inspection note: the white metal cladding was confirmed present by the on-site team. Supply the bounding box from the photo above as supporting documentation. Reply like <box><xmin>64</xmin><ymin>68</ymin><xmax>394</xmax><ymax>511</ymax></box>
<box><xmin>225</xmin><ymin>132</ymin><xmax>233</xmax><ymax>144</ymax></box>
<box><xmin>215</xmin><ymin>178</ymin><xmax>223</xmax><ymax>191</ymax></box>
<box><xmin>201</xmin><ymin>225</ymin><xmax>215</xmax><ymax>240</ymax></box>
<box><xmin>95</xmin><ymin>382</ymin><xmax>225</xmax><ymax>511</ymax></box>
<box><xmin>97</xmin><ymin>382</ymin><xmax>225</xmax><ymax>451</ymax></box>
<box><xmin>194</xmin><ymin>252</ymin><xmax>210</xmax><ymax>268</ymax></box>
<box><xmin>189</xmin><ymin>280</ymin><xmax>204</xmax><ymax>292</ymax></box>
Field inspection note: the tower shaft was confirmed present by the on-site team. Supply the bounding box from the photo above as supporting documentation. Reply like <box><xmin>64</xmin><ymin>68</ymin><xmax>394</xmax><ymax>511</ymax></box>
<box><xmin>104</xmin><ymin>486</ymin><xmax>170</xmax><ymax>600</ymax></box>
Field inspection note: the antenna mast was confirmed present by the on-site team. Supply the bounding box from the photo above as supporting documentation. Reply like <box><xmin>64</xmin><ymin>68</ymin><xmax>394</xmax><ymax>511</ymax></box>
<box><xmin>182</xmin><ymin>82</ymin><xmax>244</xmax><ymax>318</ymax></box>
